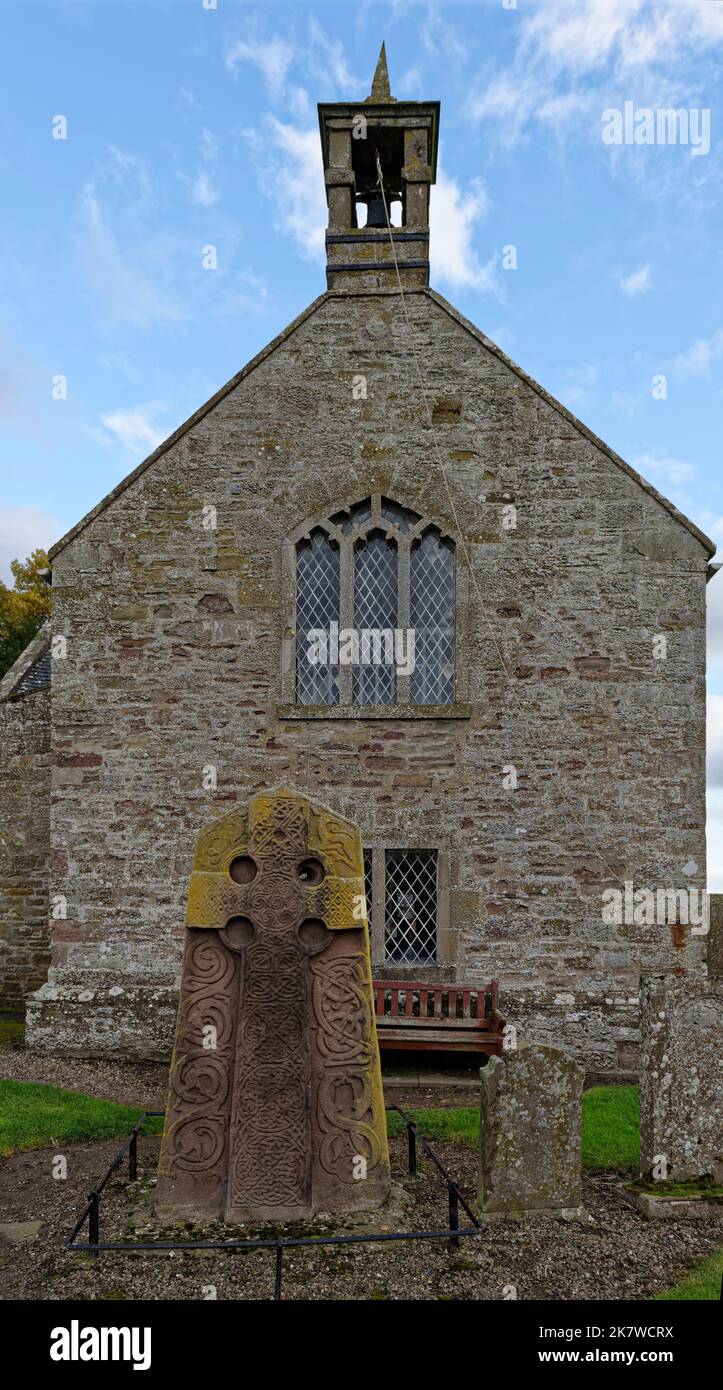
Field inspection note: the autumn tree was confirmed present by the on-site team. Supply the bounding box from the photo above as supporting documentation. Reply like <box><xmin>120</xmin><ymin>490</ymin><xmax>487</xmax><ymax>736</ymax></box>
<box><xmin>0</xmin><ymin>549</ymin><xmax>51</xmax><ymax>679</ymax></box>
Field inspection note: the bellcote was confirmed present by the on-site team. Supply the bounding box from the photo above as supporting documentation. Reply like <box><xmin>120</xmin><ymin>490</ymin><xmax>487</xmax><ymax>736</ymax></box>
<box><xmin>318</xmin><ymin>43</ymin><xmax>439</xmax><ymax>293</ymax></box>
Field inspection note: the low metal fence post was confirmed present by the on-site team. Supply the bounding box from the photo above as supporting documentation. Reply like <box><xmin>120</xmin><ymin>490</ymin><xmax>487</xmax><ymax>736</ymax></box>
<box><xmin>407</xmin><ymin>1122</ymin><xmax>417</xmax><ymax>1176</ymax></box>
<box><xmin>65</xmin><ymin>1104</ymin><xmax>482</xmax><ymax>1278</ymax></box>
<box><xmin>88</xmin><ymin>1192</ymin><xmax>100</xmax><ymax>1255</ymax></box>
<box><xmin>448</xmin><ymin>1183</ymin><xmax>460</xmax><ymax>1250</ymax></box>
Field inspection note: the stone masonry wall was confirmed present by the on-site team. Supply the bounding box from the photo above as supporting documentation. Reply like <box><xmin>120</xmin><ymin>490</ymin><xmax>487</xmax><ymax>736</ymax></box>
<box><xmin>0</xmin><ymin>689</ymin><xmax>51</xmax><ymax>1012</ymax></box>
<box><xmin>26</xmin><ymin>289</ymin><xmax>710</xmax><ymax>1069</ymax></box>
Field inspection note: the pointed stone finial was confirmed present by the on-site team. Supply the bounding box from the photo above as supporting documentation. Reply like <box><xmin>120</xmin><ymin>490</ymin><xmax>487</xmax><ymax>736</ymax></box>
<box><xmin>367</xmin><ymin>42</ymin><xmax>395</xmax><ymax>102</ymax></box>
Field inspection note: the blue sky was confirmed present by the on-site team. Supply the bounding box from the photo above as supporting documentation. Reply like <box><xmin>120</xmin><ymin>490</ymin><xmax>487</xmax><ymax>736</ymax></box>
<box><xmin>3</xmin><ymin>0</ymin><xmax>723</xmax><ymax>881</ymax></box>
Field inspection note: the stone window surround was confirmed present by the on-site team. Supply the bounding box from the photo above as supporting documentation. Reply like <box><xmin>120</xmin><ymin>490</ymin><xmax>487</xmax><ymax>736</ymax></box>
<box><xmin>279</xmin><ymin>492</ymin><xmax>470</xmax><ymax>719</ymax></box>
<box><xmin>363</xmin><ymin>839</ymin><xmax>452</xmax><ymax>971</ymax></box>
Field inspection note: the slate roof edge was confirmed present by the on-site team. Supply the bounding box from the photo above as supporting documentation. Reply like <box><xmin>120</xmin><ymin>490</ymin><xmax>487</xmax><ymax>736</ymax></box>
<box><xmin>425</xmin><ymin>286</ymin><xmax>717</xmax><ymax>560</ymax></box>
<box><xmin>0</xmin><ymin>622</ymin><xmax>51</xmax><ymax>703</ymax></box>
<box><xmin>47</xmin><ymin>291</ymin><xmax>331</xmax><ymax>563</ymax></box>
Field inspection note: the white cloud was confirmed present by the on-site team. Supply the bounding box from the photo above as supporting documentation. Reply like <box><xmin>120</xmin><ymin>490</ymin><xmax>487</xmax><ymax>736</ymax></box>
<box><xmin>307</xmin><ymin>17</ymin><xmax>359</xmax><ymax>91</ymax></box>
<box><xmin>699</xmin><ymin>510</ymin><xmax>723</xmax><ymax>543</ymax></box>
<box><xmin>93</xmin><ymin>402</ymin><xmax>167</xmax><ymax>461</ymax></box>
<box><xmin>674</xmin><ymin>329</ymin><xmax>723</xmax><ymax>378</ymax></box>
<box><xmin>620</xmin><ymin>264</ymin><xmax>652</xmax><ymax>297</ymax></box>
<box><xmin>520</xmin><ymin>0</ymin><xmax>723</xmax><ymax>77</ymax></box>
<box><xmin>216</xmin><ymin>268</ymin><xmax>270</xmax><ymax>318</ymax></box>
<box><xmin>468</xmin><ymin>0</ymin><xmax>723</xmax><ymax>147</ymax></box>
<box><xmin>707</xmin><ymin>692</ymin><xmax>723</xmax><ymax>788</ymax></box>
<box><xmin>227</xmin><ymin>23</ymin><xmax>359</xmax><ymax>104</ymax></box>
<box><xmin>0</xmin><ymin>506</ymin><xmax>64</xmax><ymax>583</ymax></box>
<box><xmin>185</xmin><ymin>129</ymin><xmax>220</xmax><ymax>208</ymax></box>
<box><xmin>706</xmin><ymin>788</ymin><xmax>723</xmax><ymax>892</ymax></box>
<box><xmin>398</xmin><ymin>67</ymin><xmax>422</xmax><ymax>97</ymax></box>
<box><xmin>287</xmin><ymin>86</ymin><xmax>313</xmax><ymax>121</ymax></box>
<box><xmin>430</xmin><ymin>170</ymin><xmax>497</xmax><ymax>292</ymax></box>
<box><xmin>244</xmin><ymin>120</ymin><xmax>327</xmax><ymax>263</ymax></box>
<box><xmin>631</xmin><ymin>451</ymin><xmax>694</xmax><ymax>489</ymax></box>
<box><xmin>422</xmin><ymin>9</ymin><xmax>467</xmax><ymax>63</ymax></box>
<box><xmin>557</xmin><ymin>362</ymin><xmax>599</xmax><ymax>410</ymax></box>
<box><xmin>707</xmin><ymin>563</ymin><xmax>723</xmax><ymax>681</ymax></box>
<box><xmin>76</xmin><ymin>161</ymin><xmax>183</xmax><ymax>330</ymax></box>
<box><xmin>226</xmin><ymin>38</ymin><xmax>295</xmax><ymax>98</ymax></box>
<box><xmin>191</xmin><ymin>172</ymin><xmax>218</xmax><ymax>208</ymax></box>
<box><xmin>630</xmin><ymin>452</ymin><xmax>699</xmax><ymax>519</ymax></box>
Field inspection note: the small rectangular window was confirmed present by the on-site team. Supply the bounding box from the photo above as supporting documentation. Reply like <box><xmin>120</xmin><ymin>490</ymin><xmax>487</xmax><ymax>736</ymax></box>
<box><xmin>383</xmin><ymin>849</ymin><xmax>437</xmax><ymax>964</ymax></box>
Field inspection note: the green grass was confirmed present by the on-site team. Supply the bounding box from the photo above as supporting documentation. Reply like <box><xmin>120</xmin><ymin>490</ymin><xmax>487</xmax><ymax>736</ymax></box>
<box><xmin>387</xmin><ymin>1105</ymin><xmax>480</xmax><ymax>1144</ymax></box>
<box><xmin>630</xmin><ymin>1177</ymin><xmax>723</xmax><ymax>1199</ymax></box>
<box><xmin>0</xmin><ymin>1080</ymin><xmax>163</xmax><ymax>1157</ymax></box>
<box><xmin>387</xmin><ymin>1085</ymin><xmax>640</xmax><ymax>1170</ymax></box>
<box><xmin>652</xmin><ymin>1247</ymin><xmax>723</xmax><ymax>1301</ymax></box>
<box><xmin>2</xmin><ymin>1077</ymin><xmax>717</xmax><ymax>1300</ymax></box>
<box><xmin>0</xmin><ymin>1019</ymin><xmax>25</xmax><ymax>1049</ymax></box>
<box><xmin>0</xmin><ymin>1081</ymin><xmax>639</xmax><ymax>1170</ymax></box>
<box><xmin>580</xmin><ymin>1085</ymin><xmax>639</xmax><ymax>1169</ymax></box>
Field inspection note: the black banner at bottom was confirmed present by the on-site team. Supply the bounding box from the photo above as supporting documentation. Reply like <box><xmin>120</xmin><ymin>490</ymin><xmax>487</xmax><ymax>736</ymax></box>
<box><xmin>0</xmin><ymin>1296</ymin><xmax>714</xmax><ymax>1374</ymax></box>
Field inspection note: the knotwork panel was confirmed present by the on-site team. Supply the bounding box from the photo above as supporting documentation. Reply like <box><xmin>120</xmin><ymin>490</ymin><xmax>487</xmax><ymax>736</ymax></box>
<box><xmin>157</xmin><ymin>788</ymin><xmax>390</xmax><ymax>1224</ymax></box>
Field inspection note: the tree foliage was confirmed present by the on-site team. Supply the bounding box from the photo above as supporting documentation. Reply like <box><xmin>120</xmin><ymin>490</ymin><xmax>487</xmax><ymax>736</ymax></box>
<box><xmin>0</xmin><ymin>549</ymin><xmax>51</xmax><ymax>679</ymax></box>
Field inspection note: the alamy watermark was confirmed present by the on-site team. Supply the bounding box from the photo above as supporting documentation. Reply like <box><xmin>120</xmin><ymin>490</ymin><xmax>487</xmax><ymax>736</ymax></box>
<box><xmin>601</xmin><ymin>881</ymin><xmax>709</xmax><ymax>934</ymax></box>
<box><xmin>307</xmin><ymin>622</ymin><xmax>415</xmax><ymax>676</ymax></box>
<box><xmin>602</xmin><ymin>102</ymin><xmax>711</xmax><ymax>157</ymax></box>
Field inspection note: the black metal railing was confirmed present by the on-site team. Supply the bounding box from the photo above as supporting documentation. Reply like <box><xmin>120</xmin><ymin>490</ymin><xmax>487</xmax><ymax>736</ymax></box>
<box><xmin>66</xmin><ymin>1104</ymin><xmax>482</xmax><ymax>1299</ymax></box>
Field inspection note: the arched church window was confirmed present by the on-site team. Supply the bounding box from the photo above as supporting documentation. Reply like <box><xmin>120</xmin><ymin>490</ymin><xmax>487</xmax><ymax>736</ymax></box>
<box><xmin>353</xmin><ymin>532</ymin><xmax>398</xmax><ymax>705</ymax></box>
<box><xmin>295</xmin><ymin>530</ymin><xmax>340</xmax><ymax>706</ymax></box>
<box><xmin>410</xmin><ymin>530</ymin><xmax>454</xmax><ymax>706</ymax></box>
<box><xmin>293</xmin><ymin>495</ymin><xmax>455</xmax><ymax>709</ymax></box>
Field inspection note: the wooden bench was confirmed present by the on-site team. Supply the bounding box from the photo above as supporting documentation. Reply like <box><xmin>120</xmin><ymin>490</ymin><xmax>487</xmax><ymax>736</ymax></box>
<box><xmin>373</xmin><ymin>979</ymin><xmax>505</xmax><ymax>1055</ymax></box>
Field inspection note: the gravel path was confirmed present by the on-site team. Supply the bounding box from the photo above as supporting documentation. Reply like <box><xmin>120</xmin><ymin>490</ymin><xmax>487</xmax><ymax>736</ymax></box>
<box><xmin>2</xmin><ymin>1046</ymin><xmax>719</xmax><ymax>1301</ymax></box>
<box><xmin>1</xmin><ymin>1132</ymin><xmax>720</xmax><ymax>1302</ymax></box>
<box><xmin>1</xmin><ymin>1048</ymin><xmax>169</xmax><ymax>1111</ymax></box>
<box><xmin>1</xmin><ymin>1043</ymin><xmax>475</xmax><ymax>1115</ymax></box>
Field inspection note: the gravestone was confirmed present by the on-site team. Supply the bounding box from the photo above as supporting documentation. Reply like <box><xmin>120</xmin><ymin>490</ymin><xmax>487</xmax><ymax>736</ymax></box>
<box><xmin>640</xmin><ymin>974</ymin><xmax>723</xmax><ymax>1182</ymax></box>
<box><xmin>157</xmin><ymin>788</ymin><xmax>390</xmax><ymax>1223</ymax></box>
<box><xmin>478</xmin><ymin>1043</ymin><xmax>584</xmax><ymax>1217</ymax></box>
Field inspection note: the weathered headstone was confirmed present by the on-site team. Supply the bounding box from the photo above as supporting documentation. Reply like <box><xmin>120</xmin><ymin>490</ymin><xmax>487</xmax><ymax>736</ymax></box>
<box><xmin>640</xmin><ymin>974</ymin><xmax>723</xmax><ymax>1182</ymax></box>
<box><xmin>157</xmin><ymin>788</ymin><xmax>390</xmax><ymax>1223</ymax></box>
<box><xmin>478</xmin><ymin>1043</ymin><xmax>584</xmax><ymax>1217</ymax></box>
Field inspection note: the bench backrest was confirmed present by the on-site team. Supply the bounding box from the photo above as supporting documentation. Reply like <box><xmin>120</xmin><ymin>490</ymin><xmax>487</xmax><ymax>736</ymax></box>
<box><xmin>373</xmin><ymin>979</ymin><xmax>500</xmax><ymax>1025</ymax></box>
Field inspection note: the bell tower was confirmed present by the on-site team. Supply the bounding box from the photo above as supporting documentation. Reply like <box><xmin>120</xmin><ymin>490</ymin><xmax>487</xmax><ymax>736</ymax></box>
<box><xmin>318</xmin><ymin>42</ymin><xmax>439</xmax><ymax>293</ymax></box>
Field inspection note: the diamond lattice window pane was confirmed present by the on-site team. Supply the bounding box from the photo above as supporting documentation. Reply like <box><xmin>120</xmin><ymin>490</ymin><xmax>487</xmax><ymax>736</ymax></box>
<box><xmin>353</xmin><ymin>533</ymin><xmax>398</xmax><ymax>705</ymax></box>
<box><xmin>363</xmin><ymin>849</ymin><xmax>373</xmax><ymax>937</ymax></box>
<box><xmin>410</xmin><ymin>531</ymin><xmax>454</xmax><ymax>706</ymax></box>
<box><xmin>384</xmin><ymin>849</ymin><xmax>437</xmax><ymax>964</ymax></box>
<box><xmin>296</xmin><ymin>531</ymin><xmax>340</xmax><ymax>705</ymax></box>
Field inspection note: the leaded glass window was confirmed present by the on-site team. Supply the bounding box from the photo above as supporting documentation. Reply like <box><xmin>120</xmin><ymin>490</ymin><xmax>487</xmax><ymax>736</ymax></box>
<box><xmin>353</xmin><ymin>532</ymin><xmax>398</xmax><ymax>705</ymax></box>
<box><xmin>410</xmin><ymin>530</ymin><xmax>454</xmax><ymax>706</ymax></box>
<box><xmin>363</xmin><ymin>849</ymin><xmax>373</xmax><ymax>936</ymax></box>
<box><xmin>293</xmin><ymin>494</ymin><xmax>455</xmax><ymax>708</ymax></box>
<box><xmin>295</xmin><ymin>530</ymin><xmax>340</xmax><ymax>705</ymax></box>
<box><xmin>383</xmin><ymin>849</ymin><xmax>437</xmax><ymax>964</ymax></box>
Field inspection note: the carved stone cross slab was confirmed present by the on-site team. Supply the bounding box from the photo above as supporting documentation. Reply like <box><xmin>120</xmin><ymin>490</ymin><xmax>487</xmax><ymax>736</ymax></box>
<box><xmin>157</xmin><ymin>787</ymin><xmax>390</xmax><ymax>1223</ymax></box>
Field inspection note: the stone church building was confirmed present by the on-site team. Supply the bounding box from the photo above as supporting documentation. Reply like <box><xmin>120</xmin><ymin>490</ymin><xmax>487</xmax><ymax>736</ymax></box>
<box><xmin>0</xmin><ymin>50</ymin><xmax>717</xmax><ymax>1074</ymax></box>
